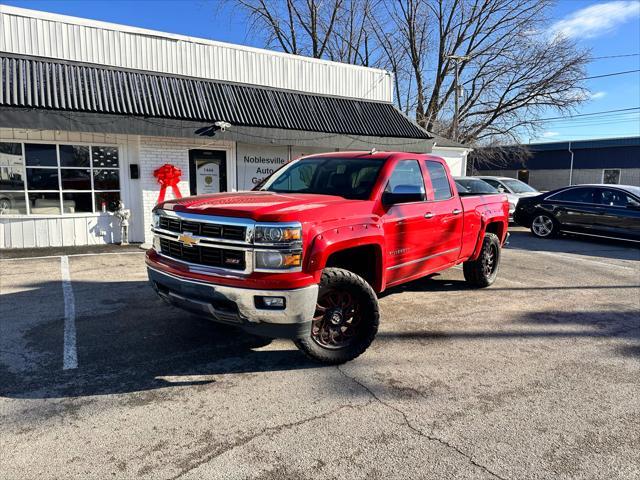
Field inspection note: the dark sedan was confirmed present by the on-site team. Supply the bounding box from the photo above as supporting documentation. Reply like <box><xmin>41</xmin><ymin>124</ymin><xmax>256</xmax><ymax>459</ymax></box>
<box><xmin>514</xmin><ymin>184</ymin><xmax>640</xmax><ymax>242</ymax></box>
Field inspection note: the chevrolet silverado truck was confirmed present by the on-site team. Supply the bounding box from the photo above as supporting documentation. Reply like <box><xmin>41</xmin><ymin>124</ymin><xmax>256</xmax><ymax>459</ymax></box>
<box><xmin>146</xmin><ymin>152</ymin><xmax>509</xmax><ymax>364</ymax></box>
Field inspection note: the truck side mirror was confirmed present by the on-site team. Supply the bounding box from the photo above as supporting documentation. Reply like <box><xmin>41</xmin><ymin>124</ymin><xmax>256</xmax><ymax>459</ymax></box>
<box><xmin>382</xmin><ymin>185</ymin><xmax>425</xmax><ymax>205</ymax></box>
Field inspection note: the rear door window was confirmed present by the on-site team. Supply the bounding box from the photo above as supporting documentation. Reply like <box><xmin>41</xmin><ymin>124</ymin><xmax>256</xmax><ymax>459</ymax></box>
<box><xmin>548</xmin><ymin>187</ymin><xmax>597</xmax><ymax>204</ymax></box>
<box><xmin>425</xmin><ymin>161</ymin><xmax>452</xmax><ymax>200</ymax></box>
<box><xmin>596</xmin><ymin>188</ymin><xmax>638</xmax><ymax>207</ymax></box>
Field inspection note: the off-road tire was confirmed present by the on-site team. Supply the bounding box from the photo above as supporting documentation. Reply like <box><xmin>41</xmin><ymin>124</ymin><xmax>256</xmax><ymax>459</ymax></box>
<box><xmin>463</xmin><ymin>232</ymin><xmax>501</xmax><ymax>288</ymax></box>
<box><xmin>294</xmin><ymin>268</ymin><xmax>379</xmax><ymax>365</ymax></box>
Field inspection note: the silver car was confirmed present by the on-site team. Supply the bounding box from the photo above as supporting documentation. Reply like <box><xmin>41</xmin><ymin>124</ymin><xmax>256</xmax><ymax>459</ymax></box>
<box><xmin>474</xmin><ymin>176</ymin><xmax>540</xmax><ymax>220</ymax></box>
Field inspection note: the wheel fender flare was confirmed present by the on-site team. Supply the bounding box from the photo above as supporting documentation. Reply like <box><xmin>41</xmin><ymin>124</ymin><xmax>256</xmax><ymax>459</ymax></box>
<box><xmin>305</xmin><ymin>225</ymin><xmax>385</xmax><ymax>290</ymax></box>
<box><xmin>470</xmin><ymin>218</ymin><xmax>506</xmax><ymax>260</ymax></box>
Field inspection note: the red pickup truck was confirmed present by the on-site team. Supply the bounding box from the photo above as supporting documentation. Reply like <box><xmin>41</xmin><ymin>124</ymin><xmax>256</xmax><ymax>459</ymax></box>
<box><xmin>146</xmin><ymin>152</ymin><xmax>509</xmax><ymax>364</ymax></box>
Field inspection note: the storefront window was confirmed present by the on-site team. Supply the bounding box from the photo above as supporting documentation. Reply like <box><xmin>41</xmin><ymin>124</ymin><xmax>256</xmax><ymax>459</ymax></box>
<box><xmin>0</xmin><ymin>143</ymin><xmax>27</xmax><ymax>214</ymax></box>
<box><xmin>0</xmin><ymin>141</ymin><xmax>120</xmax><ymax>215</ymax></box>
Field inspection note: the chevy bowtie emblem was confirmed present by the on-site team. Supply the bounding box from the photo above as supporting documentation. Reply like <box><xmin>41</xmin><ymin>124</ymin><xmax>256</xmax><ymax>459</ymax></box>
<box><xmin>178</xmin><ymin>232</ymin><xmax>199</xmax><ymax>247</ymax></box>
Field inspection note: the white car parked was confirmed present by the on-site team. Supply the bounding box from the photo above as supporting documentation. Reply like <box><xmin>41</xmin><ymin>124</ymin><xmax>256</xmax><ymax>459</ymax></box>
<box><xmin>474</xmin><ymin>176</ymin><xmax>540</xmax><ymax>220</ymax></box>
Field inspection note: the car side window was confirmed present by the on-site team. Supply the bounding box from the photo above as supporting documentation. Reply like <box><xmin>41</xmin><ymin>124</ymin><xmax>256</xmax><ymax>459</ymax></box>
<box><xmin>482</xmin><ymin>179</ymin><xmax>504</xmax><ymax>191</ymax></box>
<box><xmin>425</xmin><ymin>161</ymin><xmax>453</xmax><ymax>200</ymax></box>
<box><xmin>596</xmin><ymin>189</ymin><xmax>637</xmax><ymax>207</ymax></box>
<box><xmin>384</xmin><ymin>159</ymin><xmax>426</xmax><ymax>201</ymax></box>
<box><xmin>548</xmin><ymin>187</ymin><xmax>596</xmax><ymax>204</ymax></box>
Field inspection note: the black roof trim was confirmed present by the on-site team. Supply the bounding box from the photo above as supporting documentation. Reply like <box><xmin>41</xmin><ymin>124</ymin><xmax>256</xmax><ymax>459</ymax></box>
<box><xmin>0</xmin><ymin>54</ymin><xmax>430</xmax><ymax>140</ymax></box>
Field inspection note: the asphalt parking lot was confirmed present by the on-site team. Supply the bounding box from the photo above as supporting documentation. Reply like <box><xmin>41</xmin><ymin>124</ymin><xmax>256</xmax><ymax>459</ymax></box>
<box><xmin>1</xmin><ymin>228</ymin><xmax>639</xmax><ymax>480</ymax></box>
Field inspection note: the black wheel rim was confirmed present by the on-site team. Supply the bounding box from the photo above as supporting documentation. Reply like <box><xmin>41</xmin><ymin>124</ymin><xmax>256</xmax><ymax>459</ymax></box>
<box><xmin>311</xmin><ymin>289</ymin><xmax>363</xmax><ymax>350</ymax></box>
<box><xmin>482</xmin><ymin>243</ymin><xmax>498</xmax><ymax>278</ymax></box>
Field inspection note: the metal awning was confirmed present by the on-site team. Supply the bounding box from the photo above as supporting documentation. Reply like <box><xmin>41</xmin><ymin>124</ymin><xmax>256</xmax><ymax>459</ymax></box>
<box><xmin>0</xmin><ymin>55</ymin><xmax>430</xmax><ymax>140</ymax></box>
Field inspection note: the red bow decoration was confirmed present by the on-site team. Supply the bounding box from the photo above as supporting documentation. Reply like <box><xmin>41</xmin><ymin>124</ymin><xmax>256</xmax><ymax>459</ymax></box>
<box><xmin>153</xmin><ymin>164</ymin><xmax>183</xmax><ymax>204</ymax></box>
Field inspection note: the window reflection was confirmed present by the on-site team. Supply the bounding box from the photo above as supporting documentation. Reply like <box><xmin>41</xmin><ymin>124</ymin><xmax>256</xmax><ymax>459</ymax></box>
<box><xmin>0</xmin><ymin>192</ymin><xmax>27</xmax><ymax>214</ymax></box>
<box><xmin>28</xmin><ymin>193</ymin><xmax>61</xmax><ymax>214</ymax></box>
<box><xmin>61</xmin><ymin>169</ymin><xmax>92</xmax><ymax>190</ymax></box>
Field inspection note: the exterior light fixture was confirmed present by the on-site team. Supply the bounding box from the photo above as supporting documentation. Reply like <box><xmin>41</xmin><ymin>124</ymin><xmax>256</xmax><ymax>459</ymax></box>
<box><xmin>194</xmin><ymin>121</ymin><xmax>232</xmax><ymax>137</ymax></box>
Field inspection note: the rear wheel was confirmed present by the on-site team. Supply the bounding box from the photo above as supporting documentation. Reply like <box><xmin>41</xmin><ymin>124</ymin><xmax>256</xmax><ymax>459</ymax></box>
<box><xmin>294</xmin><ymin>268</ymin><xmax>379</xmax><ymax>365</ymax></box>
<box><xmin>463</xmin><ymin>233</ymin><xmax>501</xmax><ymax>288</ymax></box>
<box><xmin>531</xmin><ymin>213</ymin><xmax>557</xmax><ymax>238</ymax></box>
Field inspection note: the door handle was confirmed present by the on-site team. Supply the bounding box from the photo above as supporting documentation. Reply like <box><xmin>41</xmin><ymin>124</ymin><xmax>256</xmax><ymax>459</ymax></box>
<box><xmin>452</xmin><ymin>209</ymin><xmax>462</xmax><ymax>215</ymax></box>
<box><xmin>424</xmin><ymin>212</ymin><xmax>434</xmax><ymax>219</ymax></box>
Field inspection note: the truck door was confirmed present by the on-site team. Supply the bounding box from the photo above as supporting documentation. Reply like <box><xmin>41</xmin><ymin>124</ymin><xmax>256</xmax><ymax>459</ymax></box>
<box><xmin>421</xmin><ymin>160</ymin><xmax>464</xmax><ymax>269</ymax></box>
<box><xmin>381</xmin><ymin>159</ymin><xmax>432</xmax><ymax>285</ymax></box>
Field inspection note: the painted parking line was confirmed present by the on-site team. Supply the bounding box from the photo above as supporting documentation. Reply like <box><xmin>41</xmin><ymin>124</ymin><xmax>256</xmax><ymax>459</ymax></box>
<box><xmin>60</xmin><ymin>256</ymin><xmax>78</xmax><ymax>370</ymax></box>
<box><xmin>1</xmin><ymin>251</ymin><xmax>146</xmax><ymax>262</ymax></box>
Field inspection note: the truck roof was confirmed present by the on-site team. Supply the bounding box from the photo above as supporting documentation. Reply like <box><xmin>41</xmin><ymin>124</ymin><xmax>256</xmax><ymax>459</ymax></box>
<box><xmin>301</xmin><ymin>151</ymin><xmax>444</xmax><ymax>162</ymax></box>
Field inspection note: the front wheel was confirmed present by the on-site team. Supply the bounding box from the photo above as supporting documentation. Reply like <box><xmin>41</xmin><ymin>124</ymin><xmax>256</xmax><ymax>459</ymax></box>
<box><xmin>463</xmin><ymin>232</ymin><xmax>501</xmax><ymax>288</ymax></box>
<box><xmin>294</xmin><ymin>268</ymin><xmax>379</xmax><ymax>365</ymax></box>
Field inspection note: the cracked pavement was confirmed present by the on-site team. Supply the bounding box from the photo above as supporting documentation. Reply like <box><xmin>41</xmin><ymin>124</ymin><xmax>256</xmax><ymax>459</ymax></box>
<box><xmin>1</xmin><ymin>228</ymin><xmax>639</xmax><ymax>479</ymax></box>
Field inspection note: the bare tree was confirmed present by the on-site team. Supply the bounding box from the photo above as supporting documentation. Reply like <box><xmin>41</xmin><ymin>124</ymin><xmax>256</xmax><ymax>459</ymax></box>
<box><xmin>231</xmin><ymin>0</ymin><xmax>343</xmax><ymax>58</ymax></box>
<box><xmin>326</xmin><ymin>0</ymin><xmax>376</xmax><ymax>65</ymax></box>
<box><xmin>224</xmin><ymin>0</ymin><xmax>589</xmax><ymax>148</ymax></box>
<box><xmin>416</xmin><ymin>0</ymin><xmax>589</xmax><ymax>145</ymax></box>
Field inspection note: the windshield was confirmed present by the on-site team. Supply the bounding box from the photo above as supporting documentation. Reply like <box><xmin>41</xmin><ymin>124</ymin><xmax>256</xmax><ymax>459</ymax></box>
<box><xmin>257</xmin><ymin>157</ymin><xmax>385</xmax><ymax>200</ymax></box>
<box><xmin>502</xmin><ymin>179</ymin><xmax>538</xmax><ymax>193</ymax></box>
<box><xmin>455</xmin><ymin>178</ymin><xmax>497</xmax><ymax>194</ymax></box>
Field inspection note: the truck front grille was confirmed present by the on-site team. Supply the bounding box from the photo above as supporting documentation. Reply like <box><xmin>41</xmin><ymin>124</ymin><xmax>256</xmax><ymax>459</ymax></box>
<box><xmin>158</xmin><ymin>216</ymin><xmax>246</xmax><ymax>241</ymax></box>
<box><xmin>159</xmin><ymin>238</ymin><xmax>246</xmax><ymax>270</ymax></box>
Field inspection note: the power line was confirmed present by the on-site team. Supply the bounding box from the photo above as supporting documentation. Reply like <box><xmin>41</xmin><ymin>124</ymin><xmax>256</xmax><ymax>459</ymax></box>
<box><xmin>581</xmin><ymin>69</ymin><xmax>640</xmax><ymax>80</ymax></box>
<box><xmin>531</xmin><ymin>107</ymin><xmax>640</xmax><ymax>122</ymax></box>
<box><xmin>590</xmin><ymin>53</ymin><xmax>640</xmax><ymax>60</ymax></box>
<box><xmin>538</xmin><ymin>113</ymin><xmax>640</xmax><ymax>126</ymax></box>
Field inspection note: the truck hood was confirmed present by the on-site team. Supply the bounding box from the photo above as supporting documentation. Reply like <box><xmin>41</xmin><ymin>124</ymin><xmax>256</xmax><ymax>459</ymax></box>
<box><xmin>160</xmin><ymin>191</ymin><xmax>374</xmax><ymax>223</ymax></box>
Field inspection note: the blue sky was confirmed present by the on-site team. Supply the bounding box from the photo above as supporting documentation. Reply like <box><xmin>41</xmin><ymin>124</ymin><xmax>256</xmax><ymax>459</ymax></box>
<box><xmin>2</xmin><ymin>0</ymin><xmax>639</xmax><ymax>143</ymax></box>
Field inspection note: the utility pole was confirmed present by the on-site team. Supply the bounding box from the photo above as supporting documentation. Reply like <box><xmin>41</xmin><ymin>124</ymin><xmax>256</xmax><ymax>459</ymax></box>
<box><xmin>446</xmin><ymin>55</ymin><xmax>470</xmax><ymax>142</ymax></box>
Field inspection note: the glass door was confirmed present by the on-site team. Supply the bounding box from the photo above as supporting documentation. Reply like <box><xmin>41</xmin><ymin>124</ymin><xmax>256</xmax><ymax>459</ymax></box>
<box><xmin>189</xmin><ymin>150</ymin><xmax>227</xmax><ymax>196</ymax></box>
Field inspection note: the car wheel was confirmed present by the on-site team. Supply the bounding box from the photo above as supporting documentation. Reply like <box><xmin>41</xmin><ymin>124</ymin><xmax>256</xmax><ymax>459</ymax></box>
<box><xmin>463</xmin><ymin>232</ymin><xmax>501</xmax><ymax>288</ymax></box>
<box><xmin>294</xmin><ymin>267</ymin><xmax>379</xmax><ymax>365</ymax></box>
<box><xmin>531</xmin><ymin>213</ymin><xmax>557</xmax><ymax>238</ymax></box>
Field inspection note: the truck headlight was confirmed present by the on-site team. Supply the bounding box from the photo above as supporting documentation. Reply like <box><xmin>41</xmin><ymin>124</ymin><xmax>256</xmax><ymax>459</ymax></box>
<box><xmin>255</xmin><ymin>250</ymin><xmax>302</xmax><ymax>270</ymax></box>
<box><xmin>152</xmin><ymin>210</ymin><xmax>161</xmax><ymax>228</ymax></box>
<box><xmin>254</xmin><ymin>224</ymin><xmax>302</xmax><ymax>244</ymax></box>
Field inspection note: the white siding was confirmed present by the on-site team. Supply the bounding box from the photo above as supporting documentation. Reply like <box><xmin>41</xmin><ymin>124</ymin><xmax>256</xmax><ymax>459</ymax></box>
<box><xmin>0</xmin><ymin>5</ymin><xmax>393</xmax><ymax>102</ymax></box>
<box><xmin>431</xmin><ymin>148</ymin><xmax>469</xmax><ymax>177</ymax></box>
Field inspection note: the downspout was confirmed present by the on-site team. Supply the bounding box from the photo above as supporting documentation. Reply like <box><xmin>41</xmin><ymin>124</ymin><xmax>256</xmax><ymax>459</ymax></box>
<box><xmin>568</xmin><ymin>141</ymin><xmax>574</xmax><ymax>185</ymax></box>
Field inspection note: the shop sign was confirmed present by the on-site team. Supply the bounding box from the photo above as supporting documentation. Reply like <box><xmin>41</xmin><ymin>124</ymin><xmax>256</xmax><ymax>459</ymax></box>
<box><xmin>236</xmin><ymin>144</ymin><xmax>289</xmax><ymax>191</ymax></box>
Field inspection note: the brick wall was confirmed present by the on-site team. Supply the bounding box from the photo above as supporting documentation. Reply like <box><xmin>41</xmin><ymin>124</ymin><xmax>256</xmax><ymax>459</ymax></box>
<box><xmin>138</xmin><ymin>136</ymin><xmax>234</xmax><ymax>244</ymax></box>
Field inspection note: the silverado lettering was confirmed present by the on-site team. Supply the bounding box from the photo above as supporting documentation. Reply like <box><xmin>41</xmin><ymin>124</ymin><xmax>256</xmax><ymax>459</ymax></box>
<box><xmin>146</xmin><ymin>152</ymin><xmax>510</xmax><ymax>364</ymax></box>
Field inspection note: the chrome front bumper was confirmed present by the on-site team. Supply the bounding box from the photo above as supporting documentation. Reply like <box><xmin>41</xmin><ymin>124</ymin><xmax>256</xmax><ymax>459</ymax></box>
<box><xmin>147</xmin><ymin>267</ymin><xmax>318</xmax><ymax>338</ymax></box>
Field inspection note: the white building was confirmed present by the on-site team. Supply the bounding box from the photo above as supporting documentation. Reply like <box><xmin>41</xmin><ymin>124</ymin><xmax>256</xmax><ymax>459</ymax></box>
<box><xmin>0</xmin><ymin>5</ymin><xmax>468</xmax><ymax>249</ymax></box>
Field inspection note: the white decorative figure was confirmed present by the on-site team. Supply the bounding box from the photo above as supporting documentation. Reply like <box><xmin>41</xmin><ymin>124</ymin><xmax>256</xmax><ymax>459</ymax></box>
<box><xmin>113</xmin><ymin>200</ymin><xmax>131</xmax><ymax>245</ymax></box>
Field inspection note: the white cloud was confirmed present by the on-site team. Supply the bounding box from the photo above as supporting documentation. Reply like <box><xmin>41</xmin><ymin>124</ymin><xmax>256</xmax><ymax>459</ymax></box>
<box><xmin>549</xmin><ymin>1</ymin><xmax>640</xmax><ymax>39</ymax></box>
<box><xmin>542</xmin><ymin>131</ymin><xmax>560</xmax><ymax>138</ymax></box>
<box><xmin>590</xmin><ymin>91</ymin><xmax>607</xmax><ymax>99</ymax></box>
